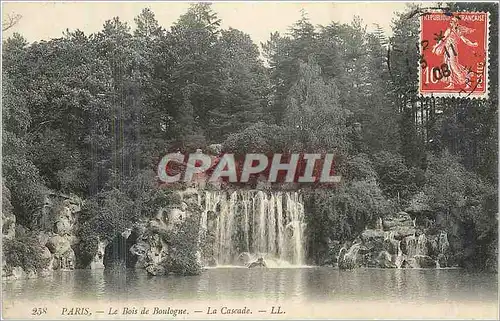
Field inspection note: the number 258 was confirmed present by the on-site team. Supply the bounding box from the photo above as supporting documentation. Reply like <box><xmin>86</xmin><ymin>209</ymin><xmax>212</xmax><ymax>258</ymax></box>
<box><xmin>31</xmin><ymin>308</ymin><xmax>47</xmax><ymax>316</ymax></box>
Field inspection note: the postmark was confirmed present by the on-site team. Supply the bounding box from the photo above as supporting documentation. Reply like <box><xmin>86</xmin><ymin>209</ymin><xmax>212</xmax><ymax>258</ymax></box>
<box><xmin>419</xmin><ymin>12</ymin><xmax>489</xmax><ymax>98</ymax></box>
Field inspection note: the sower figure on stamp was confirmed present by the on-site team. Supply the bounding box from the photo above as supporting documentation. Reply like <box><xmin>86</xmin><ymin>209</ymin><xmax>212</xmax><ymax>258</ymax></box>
<box><xmin>432</xmin><ymin>16</ymin><xmax>478</xmax><ymax>89</ymax></box>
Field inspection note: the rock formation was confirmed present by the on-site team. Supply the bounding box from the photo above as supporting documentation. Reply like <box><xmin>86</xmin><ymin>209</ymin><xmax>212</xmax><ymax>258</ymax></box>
<box><xmin>248</xmin><ymin>258</ymin><xmax>267</xmax><ymax>268</ymax></box>
<box><xmin>338</xmin><ymin>211</ymin><xmax>454</xmax><ymax>269</ymax></box>
<box><xmin>126</xmin><ymin>189</ymin><xmax>204</xmax><ymax>276</ymax></box>
<box><xmin>2</xmin><ymin>191</ymin><xmax>83</xmax><ymax>280</ymax></box>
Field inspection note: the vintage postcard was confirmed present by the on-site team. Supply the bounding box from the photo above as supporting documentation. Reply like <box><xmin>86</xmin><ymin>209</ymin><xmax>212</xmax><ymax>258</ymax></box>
<box><xmin>1</xmin><ymin>1</ymin><xmax>499</xmax><ymax>320</ymax></box>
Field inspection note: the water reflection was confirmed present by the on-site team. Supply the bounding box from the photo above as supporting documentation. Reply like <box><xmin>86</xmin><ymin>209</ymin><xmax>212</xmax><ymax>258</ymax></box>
<box><xmin>3</xmin><ymin>268</ymin><xmax>497</xmax><ymax>304</ymax></box>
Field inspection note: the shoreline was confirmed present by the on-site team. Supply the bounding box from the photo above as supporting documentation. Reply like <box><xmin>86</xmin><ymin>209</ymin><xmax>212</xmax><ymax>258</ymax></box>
<box><xmin>3</xmin><ymin>265</ymin><xmax>497</xmax><ymax>282</ymax></box>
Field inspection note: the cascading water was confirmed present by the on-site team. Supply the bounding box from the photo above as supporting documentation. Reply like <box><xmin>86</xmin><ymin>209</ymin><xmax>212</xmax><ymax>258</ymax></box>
<box><xmin>405</xmin><ymin>234</ymin><xmax>428</xmax><ymax>257</ymax></box>
<box><xmin>200</xmin><ymin>190</ymin><xmax>306</xmax><ymax>267</ymax></box>
<box><xmin>385</xmin><ymin>231</ymin><xmax>404</xmax><ymax>268</ymax></box>
<box><xmin>395</xmin><ymin>240</ymin><xmax>404</xmax><ymax>268</ymax></box>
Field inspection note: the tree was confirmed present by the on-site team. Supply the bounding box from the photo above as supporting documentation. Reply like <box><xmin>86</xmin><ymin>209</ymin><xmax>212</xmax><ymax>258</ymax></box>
<box><xmin>2</xmin><ymin>13</ymin><xmax>22</xmax><ymax>32</ymax></box>
<box><xmin>168</xmin><ymin>3</ymin><xmax>224</xmax><ymax>142</ymax></box>
<box><xmin>284</xmin><ymin>57</ymin><xmax>351</xmax><ymax>153</ymax></box>
<box><xmin>262</xmin><ymin>12</ymin><xmax>318</xmax><ymax>125</ymax></box>
<box><xmin>210</xmin><ymin>28</ymin><xmax>269</xmax><ymax>140</ymax></box>
<box><xmin>2</xmin><ymin>72</ymin><xmax>48</xmax><ymax>228</ymax></box>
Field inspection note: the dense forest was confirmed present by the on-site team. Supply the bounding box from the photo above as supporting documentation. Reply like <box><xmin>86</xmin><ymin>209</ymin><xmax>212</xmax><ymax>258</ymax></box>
<box><xmin>2</xmin><ymin>2</ymin><xmax>498</xmax><ymax>274</ymax></box>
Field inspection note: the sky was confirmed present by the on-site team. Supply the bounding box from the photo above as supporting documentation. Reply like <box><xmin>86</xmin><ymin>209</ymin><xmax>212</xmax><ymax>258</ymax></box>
<box><xmin>1</xmin><ymin>1</ymin><xmax>423</xmax><ymax>45</ymax></box>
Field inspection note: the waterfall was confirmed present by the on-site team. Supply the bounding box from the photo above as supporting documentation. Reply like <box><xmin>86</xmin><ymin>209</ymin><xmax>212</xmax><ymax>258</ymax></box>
<box><xmin>405</xmin><ymin>234</ymin><xmax>428</xmax><ymax>257</ymax></box>
<box><xmin>395</xmin><ymin>240</ymin><xmax>404</xmax><ymax>269</ymax></box>
<box><xmin>405</xmin><ymin>235</ymin><xmax>418</xmax><ymax>257</ymax></box>
<box><xmin>438</xmin><ymin>231</ymin><xmax>449</xmax><ymax>254</ymax></box>
<box><xmin>201</xmin><ymin>190</ymin><xmax>306</xmax><ymax>267</ymax></box>
<box><xmin>417</xmin><ymin>234</ymin><xmax>427</xmax><ymax>256</ymax></box>
<box><xmin>385</xmin><ymin>231</ymin><xmax>404</xmax><ymax>268</ymax></box>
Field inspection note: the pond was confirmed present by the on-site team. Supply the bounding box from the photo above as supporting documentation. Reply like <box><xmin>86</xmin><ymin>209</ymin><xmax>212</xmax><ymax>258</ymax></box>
<box><xmin>3</xmin><ymin>267</ymin><xmax>498</xmax><ymax>319</ymax></box>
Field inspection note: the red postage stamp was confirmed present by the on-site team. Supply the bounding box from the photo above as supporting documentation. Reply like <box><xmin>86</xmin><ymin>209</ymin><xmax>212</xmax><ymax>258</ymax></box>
<box><xmin>419</xmin><ymin>12</ymin><xmax>489</xmax><ymax>98</ymax></box>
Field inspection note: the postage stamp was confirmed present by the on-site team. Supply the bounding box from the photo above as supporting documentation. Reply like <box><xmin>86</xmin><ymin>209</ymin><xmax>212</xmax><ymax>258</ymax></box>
<box><xmin>419</xmin><ymin>12</ymin><xmax>490</xmax><ymax>98</ymax></box>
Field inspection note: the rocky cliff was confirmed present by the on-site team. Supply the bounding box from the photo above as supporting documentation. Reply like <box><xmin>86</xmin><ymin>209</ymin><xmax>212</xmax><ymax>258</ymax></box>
<box><xmin>2</xmin><ymin>185</ymin><xmax>492</xmax><ymax>279</ymax></box>
<box><xmin>2</xmin><ymin>187</ymin><xmax>206</xmax><ymax>280</ymax></box>
<box><xmin>337</xmin><ymin>211</ymin><xmax>454</xmax><ymax>269</ymax></box>
<box><xmin>2</xmin><ymin>190</ymin><xmax>82</xmax><ymax>280</ymax></box>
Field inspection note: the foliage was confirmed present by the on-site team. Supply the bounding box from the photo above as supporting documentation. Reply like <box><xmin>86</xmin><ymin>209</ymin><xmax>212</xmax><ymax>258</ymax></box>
<box><xmin>371</xmin><ymin>151</ymin><xmax>424</xmax><ymax>201</ymax></box>
<box><xmin>223</xmin><ymin>122</ymin><xmax>289</xmax><ymax>155</ymax></box>
<box><xmin>410</xmin><ymin>152</ymin><xmax>497</xmax><ymax>269</ymax></box>
<box><xmin>304</xmin><ymin>179</ymin><xmax>392</xmax><ymax>264</ymax></box>
<box><xmin>79</xmin><ymin>169</ymin><xmax>172</xmax><ymax>241</ymax></box>
<box><xmin>423</xmin><ymin>152</ymin><xmax>495</xmax><ymax>222</ymax></box>
<box><xmin>2</xmin><ymin>69</ymin><xmax>48</xmax><ymax>228</ymax></box>
<box><xmin>164</xmin><ymin>212</ymin><xmax>202</xmax><ymax>275</ymax></box>
<box><xmin>284</xmin><ymin>57</ymin><xmax>351</xmax><ymax>153</ymax></box>
<box><xmin>340</xmin><ymin>153</ymin><xmax>377</xmax><ymax>181</ymax></box>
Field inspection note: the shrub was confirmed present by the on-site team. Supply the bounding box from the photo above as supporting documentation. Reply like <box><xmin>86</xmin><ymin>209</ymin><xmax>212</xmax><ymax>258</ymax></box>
<box><xmin>304</xmin><ymin>179</ymin><xmax>393</xmax><ymax>264</ymax></box>
<box><xmin>223</xmin><ymin>122</ymin><xmax>290</xmax><ymax>155</ymax></box>
<box><xmin>418</xmin><ymin>152</ymin><xmax>497</xmax><ymax>269</ymax></box>
<box><xmin>3</xmin><ymin>234</ymin><xmax>50</xmax><ymax>273</ymax></box>
<box><xmin>164</xmin><ymin>212</ymin><xmax>202</xmax><ymax>276</ymax></box>
<box><xmin>372</xmin><ymin>151</ymin><xmax>420</xmax><ymax>202</ymax></box>
<box><xmin>340</xmin><ymin>153</ymin><xmax>377</xmax><ymax>181</ymax></box>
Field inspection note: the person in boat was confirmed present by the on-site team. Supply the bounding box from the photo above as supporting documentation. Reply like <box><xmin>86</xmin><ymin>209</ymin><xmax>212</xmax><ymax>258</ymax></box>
<box><xmin>248</xmin><ymin>257</ymin><xmax>267</xmax><ymax>268</ymax></box>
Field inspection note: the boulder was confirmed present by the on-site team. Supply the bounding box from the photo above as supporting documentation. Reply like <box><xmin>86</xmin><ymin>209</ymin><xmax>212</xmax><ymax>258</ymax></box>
<box><xmin>121</xmin><ymin>229</ymin><xmax>132</xmax><ymax>239</ymax></box>
<box><xmin>401</xmin><ymin>259</ymin><xmax>412</xmax><ymax>268</ymax></box>
<box><xmin>377</xmin><ymin>251</ymin><xmax>396</xmax><ymax>268</ymax></box>
<box><xmin>393</xmin><ymin>226</ymin><xmax>417</xmax><ymax>239</ymax></box>
<box><xmin>52</xmin><ymin>248</ymin><xmax>75</xmax><ymax>270</ymax></box>
<box><xmin>54</xmin><ymin>215</ymin><xmax>72</xmax><ymax>235</ymax></box>
<box><xmin>66</xmin><ymin>195</ymin><xmax>82</xmax><ymax>213</ymax></box>
<box><xmin>361</xmin><ymin>229</ymin><xmax>385</xmax><ymax>252</ymax></box>
<box><xmin>383</xmin><ymin>212</ymin><xmax>416</xmax><ymax>240</ymax></box>
<box><xmin>37</xmin><ymin>231</ymin><xmax>52</xmax><ymax>247</ymax></box>
<box><xmin>46</xmin><ymin>235</ymin><xmax>71</xmax><ymax>255</ymax></box>
<box><xmin>4</xmin><ymin>266</ymin><xmax>26</xmax><ymax>280</ymax></box>
<box><xmin>248</xmin><ymin>258</ymin><xmax>267</xmax><ymax>268</ymax></box>
<box><xmin>437</xmin><ymin>253</ymin><xmax>449</xmax><ymax>268</ymax></box>
<box><xmin>41</xmin><ymin>246</ymin><xmax>54</xmax><ymax>271</ymax></box>
<box><xmin>167</xmin><ymin>208</ymin><xmax>185</xmax><ymax>228</ymax></box>
<box><xmin>383</xmin><ymin>211</ymin><xmax>414</xmax><ymax>230</ymax></box>
<box><xmin>179</xmin><ymin>188</ymin><xmax>200</xmax><ymax>205</ymax></box>
<box><xmin>2</xmin><ymin>211</ymin><xmax>16</xmax><ymax>240</ymax></box>
<box><xmin>438</xmin><ymin>231</ymin><xmax>450</xmax><ymax>254</ymax></box>
<box><xmin>361</xmin><ymin>229</ymin><xmax>385</xmax><ymax>243</ymax></box>
<box><xmin>146</xmin><ymin>264</ymin><xmax>167</xmax><ymax>276</ymax></box>
<box><xmin>208</xmin><ymin>257</ymin><xmax>217</xmax><ymax>267</ymax></box>
<box><xmin>130</xmin><ymin>241</ymin><xmax>150</xmax><ymax>257</ymax></box>
<box><xmin>41</xmin><ymin>246</ymin><xmax>52</xmax><ymax>261</ymax></box>
<box><xmin>129</xmin><ymin>240</ymin><xmax>150</xmax><ymax>269</ymax></box>
<box><xmin>427</xmin><ymin>235</ymin><xmax>440</xmax><ymax>257</ymax></box>
<box><xmin>383</xmin><ymin>238</ymin><xmax>398</xmax><ymax>255</ymax></box>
